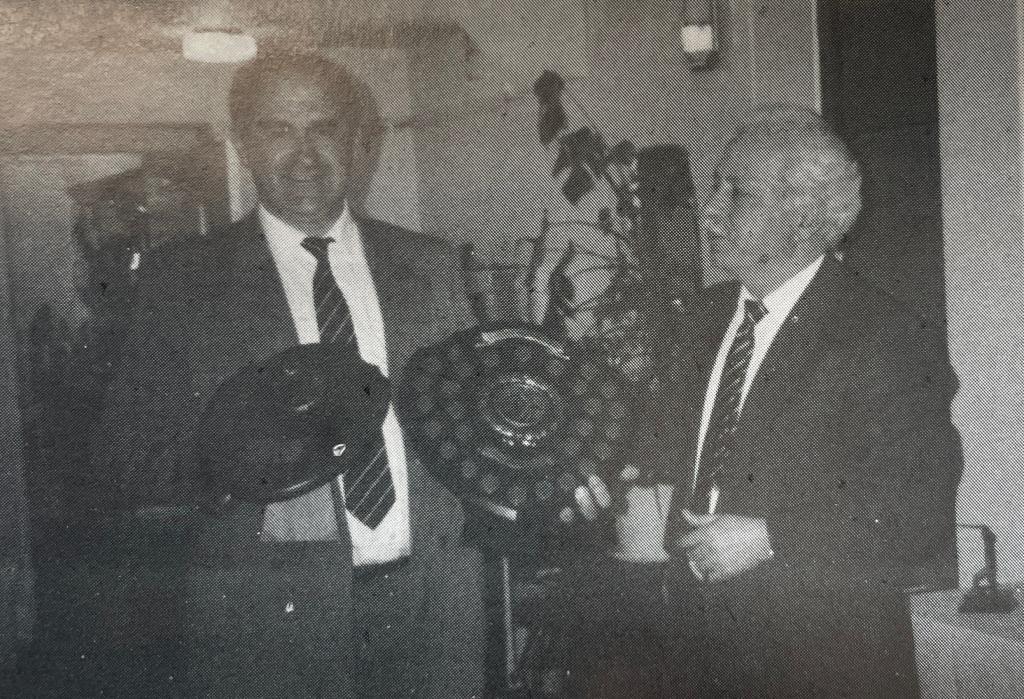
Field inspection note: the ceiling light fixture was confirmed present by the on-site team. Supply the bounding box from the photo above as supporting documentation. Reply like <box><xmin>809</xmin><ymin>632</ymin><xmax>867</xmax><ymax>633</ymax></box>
<box><xmin>182</xmin><ymin>27</ymin><xmax>257</xmax><ymax>63</ymax></box>
<box><xmin>680</xmin><ymin>0</ymin><xmax>720</xmax><ymax>71</ymax></box>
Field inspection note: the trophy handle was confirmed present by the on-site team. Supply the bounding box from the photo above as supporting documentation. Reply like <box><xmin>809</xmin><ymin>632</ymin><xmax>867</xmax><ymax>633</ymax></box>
<box><xmin>476</xmin><ymin>326</ymin><xmax>569</xmax><ymax>361</ymax></box>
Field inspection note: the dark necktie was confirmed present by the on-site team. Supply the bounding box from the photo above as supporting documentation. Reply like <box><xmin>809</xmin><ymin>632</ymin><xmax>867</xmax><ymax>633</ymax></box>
<box><xmin>302</xmin><ymin>236</ymin><xmax>395</xmax><ymax>529</ymax></box>
<box><xmin>690</xmin><ymin>298</ymin><xmax>768</xmax><ymax>514</ymax></box>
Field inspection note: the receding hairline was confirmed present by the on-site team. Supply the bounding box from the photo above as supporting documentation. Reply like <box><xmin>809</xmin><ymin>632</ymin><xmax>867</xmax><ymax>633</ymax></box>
<box><xmin>228</xmin><ymin>52</ymin><xmax>364</xmax><ymax>129</ymax></box>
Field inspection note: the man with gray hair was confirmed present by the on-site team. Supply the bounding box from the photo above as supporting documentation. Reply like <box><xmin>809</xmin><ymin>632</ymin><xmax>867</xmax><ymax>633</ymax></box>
<box><xmin>577</xmin><ymin>106</ymin><xmax>962</xmax><ymax>697</ymax></box>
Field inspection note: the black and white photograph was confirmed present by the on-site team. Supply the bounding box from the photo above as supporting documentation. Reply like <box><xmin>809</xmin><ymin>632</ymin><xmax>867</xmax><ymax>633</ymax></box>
<box><xmin>0</xmin><ymin>1</ymin><xmax>1014</xmax><ymax>697</ymax></box>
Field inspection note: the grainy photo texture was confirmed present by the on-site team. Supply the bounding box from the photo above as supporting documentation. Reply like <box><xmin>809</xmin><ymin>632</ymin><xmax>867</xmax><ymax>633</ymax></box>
<box><xmin>0</xmin><ymin>1</ymin><xmax>1013</xmax><ymax>697</ymax></box>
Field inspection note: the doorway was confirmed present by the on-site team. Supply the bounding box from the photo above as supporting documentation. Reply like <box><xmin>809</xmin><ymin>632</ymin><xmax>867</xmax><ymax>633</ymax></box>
<box><xmin>818</xmin><ymin>0</ymin><xmax>946</xmax><ymax>323</ymax></box>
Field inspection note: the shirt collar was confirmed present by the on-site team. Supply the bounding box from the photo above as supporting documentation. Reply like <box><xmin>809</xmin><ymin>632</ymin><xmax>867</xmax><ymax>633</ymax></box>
<box><xmin>258</xmin><ymin>204</ymin><xmax>359</xmax><ymax>254</ymax></box>
<box><xmin>741</xmin><ymin>255</ymin><xmax>825</xmax><ymax>320</ymax></box>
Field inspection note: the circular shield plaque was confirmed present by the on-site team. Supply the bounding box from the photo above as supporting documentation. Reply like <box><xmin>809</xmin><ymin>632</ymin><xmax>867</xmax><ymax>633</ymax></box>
<box><xmin>401</xmin><ymin>324</ymin><xmax>633</xmax><ymax>545</ymax></box>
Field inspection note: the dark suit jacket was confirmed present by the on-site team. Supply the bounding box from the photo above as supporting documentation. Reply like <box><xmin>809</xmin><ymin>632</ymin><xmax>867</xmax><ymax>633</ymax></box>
<box><xmin>648</xmin><ymin>253</ymin><xmax>963</xmax><ymax>698</ymax></box>
<box><xmin>94</xmin><ymin>213</ymin><xmax>483</xmax><ymax>698</ymax></box>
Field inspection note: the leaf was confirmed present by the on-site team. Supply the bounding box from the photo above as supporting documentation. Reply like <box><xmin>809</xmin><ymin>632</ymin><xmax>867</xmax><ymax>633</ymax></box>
<box><xmin>538</xmin><ymin>101</ymin><xmax>566</xmax><ymax>146</ymax></box>
<box><xmin>562</xmin><ymin>166</ymin><xmax>594</xmax><ymax>205</ymax></box>
<box><xmin>534</xmin><ymin>71</ymin><xmax>567</xmax><ymax>146</ymax></box>
<box><xmin>551</xmin><ymin>144</ymin><xmax>571</xmax><ymax>178</ymax></box>
<box><xmin>607</xmin><ymin>139</ymin><xmax>640</xmax><ymax>220</ymax></box>
<box><xmin>560</xmin><ymin>127</ymin><xmax>606</xmax><ymax>175</ymax></box>
<box><xmin>608</xmin><ymin>139</ymin><xmax>638</xmax><ymax>168</ymax></box>
<box><xmin>590</xmin><ymin>131</ymin><xmax>609</xmax><ymax>173</ymax></box>
<box><xmin>534</xmin><ymin>70</ymin><xmax>565</xmax><ymax>102</ymax></box>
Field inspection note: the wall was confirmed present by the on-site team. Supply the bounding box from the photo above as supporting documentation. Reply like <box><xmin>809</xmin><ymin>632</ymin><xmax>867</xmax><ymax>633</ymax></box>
<box><xmin>935</xmin><ymin>0</ymin><xmax>1024</xmax><ymax>584</ymax></box>
<box><xmin>0</xmin><ymin>0</ymin><xmax>821</xmax><ymax>248</ymax></box>
<box><xmin>663</xmin><ymin>0</ymin><xmax>819</xmax><ymax>203</ymax></box>
<box><xmin>0</xmin><ymin>173</ymin><xmax>33</xmax><ymax>670</ymax></box>
<box><xmin>406</xmin><ymin>0</ymin><xmax>820</xmax><ymax>299</ymax></box>
<box><xmin>659</xmin><ymin>0</ymin><xmax>819</xmax><ymax>283</ymax></box>
<box><xmin>0</xmin><ymin>51</ymin><xmax>233</xmax><ymax>126</ymax></box>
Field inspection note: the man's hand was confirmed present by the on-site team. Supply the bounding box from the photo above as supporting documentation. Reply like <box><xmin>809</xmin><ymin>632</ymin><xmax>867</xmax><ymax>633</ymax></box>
<box><xmin>562</xmin><ymin>474</ymin><xmax>612</xmax><ymax>522</ymax></box>
<box><xmin>672</xmin><ymin>510</ymin><xmax>773</xmax><ymax>582</ymax></box>
<box><xmin>564</xmin><ymin>465</ymin><xmax>644</xmax><ymax>522</ymax></box>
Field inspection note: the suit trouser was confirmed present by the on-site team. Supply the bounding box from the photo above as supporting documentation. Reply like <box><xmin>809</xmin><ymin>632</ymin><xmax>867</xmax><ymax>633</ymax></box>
<box><xmin>559</xmin><ymin>556</ymin><xmax>730</xmax><ymax>699</ymax></box>
<box><xmin>350</xmin><ymin>559</ymin><xmax>433</xmax><ymax>698</ymax></box>
<box><xmin>560</xmin><ymin>555</ymin><xmax>922</xmax><ymax>699</ymax></box>
<box><xmin>184</xmin><ymin>542</ymin><xmax>355</xmax><ymax>699</ymax></box>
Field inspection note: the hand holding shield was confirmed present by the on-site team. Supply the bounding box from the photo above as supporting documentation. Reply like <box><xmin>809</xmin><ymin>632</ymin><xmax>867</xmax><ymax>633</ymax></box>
<box><xmin>195</xmin><ymin>343</ymin><xmax>390</xmax><ymax>505</ymax></box>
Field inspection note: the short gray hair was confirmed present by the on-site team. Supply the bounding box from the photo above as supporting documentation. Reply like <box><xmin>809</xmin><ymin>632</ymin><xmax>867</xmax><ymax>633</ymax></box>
<box><xmin>735</xmin><ymin>104</ymin><xmax>862</xmax><ymax>247</ymax></box>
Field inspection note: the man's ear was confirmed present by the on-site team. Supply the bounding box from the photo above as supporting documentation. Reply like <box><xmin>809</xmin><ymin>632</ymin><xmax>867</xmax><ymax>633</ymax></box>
<box><xmin>793</xmin><ymin>194</ymin><xmax>827</xmax><ymax>248</ymax></box>
<box><xmin>229</xmin><ymin>129</ymin><xmax>250</xmax><ymax>170</ymax></box>
<box><xmin>347</xmin><ymin>98</ymin><xmax>385</xmax><ymax>216</ymax></box>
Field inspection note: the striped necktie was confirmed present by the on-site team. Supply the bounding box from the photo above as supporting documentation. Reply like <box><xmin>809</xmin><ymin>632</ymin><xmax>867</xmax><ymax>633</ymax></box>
<box><xmin>302</xmin><ymin>236</ymin><xmax>395</xmax><ymax>529</ymax></box>
<box><xmin>691</xmin><ymin>298</ymin><xmax>768</xmax><ymax>514</ymax></box>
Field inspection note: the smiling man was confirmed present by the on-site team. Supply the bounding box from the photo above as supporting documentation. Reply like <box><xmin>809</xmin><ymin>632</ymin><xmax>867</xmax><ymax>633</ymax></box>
<box><xmin>233</xmin><ymin>61</ymin><xmax>357</xmax><ymax>236</ymax></box>
<box><xmin>95</xmin><ymin>52</ymin><xmax>482</xmax><ymax>697</ymax></box>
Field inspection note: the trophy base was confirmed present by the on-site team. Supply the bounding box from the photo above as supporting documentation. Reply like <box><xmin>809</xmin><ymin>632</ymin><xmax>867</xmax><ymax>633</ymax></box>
<box><xmin>461</xmin><ymin>499</ymin><xmax>615</xmax><ymax>559</ymax></box>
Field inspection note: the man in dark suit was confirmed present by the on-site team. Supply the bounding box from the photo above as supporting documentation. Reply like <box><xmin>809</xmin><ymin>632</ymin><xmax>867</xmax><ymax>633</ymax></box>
<box><xmin>576</xmin><ymin>105</ymin><xmax>962</xmax><ymax>698</ymax></box>
<box><xmin>94</xmin><ymin>52</ymin><xmax>482</xmax><ymax>697</ymax></box>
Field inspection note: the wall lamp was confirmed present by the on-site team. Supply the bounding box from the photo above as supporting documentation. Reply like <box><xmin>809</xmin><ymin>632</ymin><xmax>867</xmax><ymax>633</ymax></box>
<box><xmin>680</xmin><ymin>0</ymin><xmax>720</xmax><ymax>70</ymax></box>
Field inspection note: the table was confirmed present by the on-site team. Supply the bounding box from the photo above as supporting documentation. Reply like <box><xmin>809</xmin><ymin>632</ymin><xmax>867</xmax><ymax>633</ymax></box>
<box><xmin>912</xmin><ymin>588</ymin><xmax>1024</xmax><ymax>698</ymax></box>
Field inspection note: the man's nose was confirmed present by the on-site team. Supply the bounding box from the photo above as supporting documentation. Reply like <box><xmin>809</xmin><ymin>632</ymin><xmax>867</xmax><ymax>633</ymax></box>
<box><xmin>700</xmin><ymin>189</ymin><xmax>727</xmax><ymax>232</ymax></box>
<box><xmin>294</xmin><ymin>131</ymin><xmax>320</xmax><ymax>165</ymax></box>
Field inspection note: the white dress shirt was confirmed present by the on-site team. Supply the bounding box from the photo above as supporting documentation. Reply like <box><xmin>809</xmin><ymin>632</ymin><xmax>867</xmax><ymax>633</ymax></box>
<box><xmin>259</xmin><ymin>205</ymin><xmax>412</xmax><ymax>566</ymax></box>
<box><xmin>690</xmin><ymin>256</ymin><xmax>825</xmax><ymax>508</ymax></box>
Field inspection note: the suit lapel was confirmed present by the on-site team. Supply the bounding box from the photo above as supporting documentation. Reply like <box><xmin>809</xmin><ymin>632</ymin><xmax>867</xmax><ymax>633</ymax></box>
<box><xmin>691</xmin><ymin>282</ymin><xmax>743</xmax><ymax>386</ymax></box>
<box><xmin>660</xmin><ymin>283</ymin><xmax>741</xmax><ymax>489</ymax></box>
<box><xmin>358</xmin><ymin>218</ymin><xmax>432</xmax><ymax>380</ymax></box>
<box><xmin>357</xmin><ymin>218</ymin><xmax>434</xmax><ymax>535</ymax></box>
<box><xmin>212</xmin><ymin>213</ymin><xmax>298</xmax><ymax>366</ymax></box>
<box><xmin>725</xmin><ymin>255</ymin><xmax>846</xmax><ymax>480</ymax></box>
<box><xmin>359</xmin><ymin>218</ymin><xmax>400</xmax><ymax>374</ymax></box>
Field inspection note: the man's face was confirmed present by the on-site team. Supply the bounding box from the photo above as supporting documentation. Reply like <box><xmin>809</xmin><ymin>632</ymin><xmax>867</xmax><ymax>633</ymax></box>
<box><xmin>235</xmin><ymin>72</ymin><xmax>355</xmax><ymax>234</ymax></box>
<box><xmin>700</xmin><ymin>133</ymin><xmax>802</xmax><ymax>281</ymax></box>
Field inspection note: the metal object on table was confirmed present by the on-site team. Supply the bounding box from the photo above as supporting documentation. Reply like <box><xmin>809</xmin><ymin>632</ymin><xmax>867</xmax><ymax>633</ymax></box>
<box><xmin>958</xmin><ymin>524</ymin><xmax>1019</xmax><ymax>613</ymax></box>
